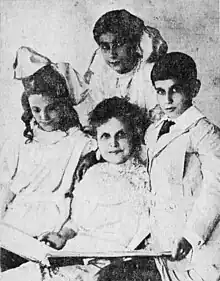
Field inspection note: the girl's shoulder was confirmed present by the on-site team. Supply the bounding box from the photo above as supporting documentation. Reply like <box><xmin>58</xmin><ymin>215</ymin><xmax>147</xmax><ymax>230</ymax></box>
<box><xmin>74</xmin><ymin>162</ymin><xmax>110</xmax><ymax>196</ymax></box>
<box><xmin>0</xmin><ymin>132</ymin><xmax>24</xmax><ymax>153</ymax></box>
<box><xmin>68</xmin><ymin>128</ymin><xmax>97</xmax><ymax>156</ymax></box>
<box><xmin>65</xmin><ymin>127</ymin><xmax>91</xmax><ymax>144</ymax></box>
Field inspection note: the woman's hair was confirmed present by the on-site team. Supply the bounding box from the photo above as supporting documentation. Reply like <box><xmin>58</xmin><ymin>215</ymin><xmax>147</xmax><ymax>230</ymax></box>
<box><xmin>21</xmin><ymin>64</ymin><xmax>82</xmax><ymax>142</ymax></box>
<box><xmin>93</xmin><ymin>9</ymin><xmax>168</xmax><ymax>63</ymax></box>
<box><xmin>88</xmin><ymin>97</ymin><xmax>149</xmax><ymax>154</ymax></box>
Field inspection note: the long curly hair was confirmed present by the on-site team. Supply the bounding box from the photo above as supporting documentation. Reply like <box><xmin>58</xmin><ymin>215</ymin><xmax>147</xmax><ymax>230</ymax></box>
<box><xmin>88</xmin><ymin>97</ymin><xmax>150</xmax><ymax>156</ymax></box>
<box><xmin>21</xmin><ymin>64</ymin><xmax>82</xmax><ymax>143</ymax></box>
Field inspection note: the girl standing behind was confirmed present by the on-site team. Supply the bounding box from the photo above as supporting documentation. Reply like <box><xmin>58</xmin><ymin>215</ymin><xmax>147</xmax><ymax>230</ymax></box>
<box><xmin>83</xmin><ymin>9</ymin><xmax>168</xmax><ymax>121</ymax></box>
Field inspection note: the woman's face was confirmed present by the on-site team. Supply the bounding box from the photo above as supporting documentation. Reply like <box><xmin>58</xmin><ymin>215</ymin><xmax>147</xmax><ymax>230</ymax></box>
<box><xmin>99</xmin><ymin>32</ymin><xmax>137</xmax><ymax>74</ymax></box>
<box><xmin>97</xmin><ymin>117</ymin><xmax>133</xmax><ymax>164</ymax></box>
<box><xmin>29</xmin><ymin>94</ymin><xmax>67</xmax><ymax>132</ymax></box>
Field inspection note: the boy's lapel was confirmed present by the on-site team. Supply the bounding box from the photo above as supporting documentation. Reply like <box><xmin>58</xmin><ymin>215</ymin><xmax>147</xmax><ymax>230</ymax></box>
<box><xmin>151</xmin><ymin>107</ymin><xmax>205</xmax><ymax>159</ymax></box>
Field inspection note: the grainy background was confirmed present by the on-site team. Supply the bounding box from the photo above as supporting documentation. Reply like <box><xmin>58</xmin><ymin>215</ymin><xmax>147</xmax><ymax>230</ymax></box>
<box><xmin>0</xmin><ymin>0</ymin><xmax>219</xmax><ymax>139</ymax></box>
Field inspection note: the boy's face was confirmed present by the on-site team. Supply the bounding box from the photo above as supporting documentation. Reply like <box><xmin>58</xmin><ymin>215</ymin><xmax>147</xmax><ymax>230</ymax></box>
<box><xmin>154</xmin><ymin>79</ymin><xmax>193</xmax><ymax>119</ymax></box>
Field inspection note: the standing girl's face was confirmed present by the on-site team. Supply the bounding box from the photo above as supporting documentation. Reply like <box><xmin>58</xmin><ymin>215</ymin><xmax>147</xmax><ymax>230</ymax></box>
<box><xmin>29</xmin><ymin>94</ymin><xmax>66</xmax><ymax>132</ymax></box>
<box><xmin>96</xmin><ymin>117</ymin><xmax>133</xmax><ymax>164</ymax></box>
<box><xmin>99</xmin><ymin>33</ymin><xmax>137</xmax><ymax>74</ymax></box>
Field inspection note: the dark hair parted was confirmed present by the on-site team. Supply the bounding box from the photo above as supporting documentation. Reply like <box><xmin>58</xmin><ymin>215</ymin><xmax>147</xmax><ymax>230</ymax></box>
<box><xmin>151</xmin><ymin>52</ymin><xmax>198</xmax><ymax>86</ymax></box>
<box><xmin>88</xmin><ymin>97</ymin><xmax>149</xmax><ymax>153</ymax></box>
<box><xmin>93</xmin><ymin>9</ymin><xmax>168</xmax><ymax>63</ymax></box>
<box><xmin>93</xmin><ymin>9</ymin><xmax>144</xmax><ymax>47</ymax></box>
<box><xmin>21</xmin><ymin>64</ymin><xmax>82</xmax><ymax>142</ymax></box>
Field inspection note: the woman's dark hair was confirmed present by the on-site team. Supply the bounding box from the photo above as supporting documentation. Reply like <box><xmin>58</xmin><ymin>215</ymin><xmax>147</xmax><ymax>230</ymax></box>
<box><xmin>21</xmin><ymin>64</ymin><xmax>82</xmax><ymax>143</ymax></box>
<box><xmin>88</xmin><ymin>97</ymin><xmax>149</xmax><ymax>155</ymax></box>
<box><xmin>93</xmin><ymin>9</ymin><xmax>145</xmax><ymax>47</ymax></box>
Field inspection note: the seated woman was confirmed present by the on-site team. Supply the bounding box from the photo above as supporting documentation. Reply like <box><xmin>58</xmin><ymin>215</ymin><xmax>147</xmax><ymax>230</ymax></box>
<box><xmin>0</xmin><ymin>46</ymin><xmax>96</xmax><ymax>270</ymax></box>
<box><xmin>0</xmin><ymin>97</ymin><xmax>159</xmax><ymax>281</ymax></box>
<box><xmin>83</xmin><ymin>9</ymin><xmax>168</xmax><ymax>122</ymax></box>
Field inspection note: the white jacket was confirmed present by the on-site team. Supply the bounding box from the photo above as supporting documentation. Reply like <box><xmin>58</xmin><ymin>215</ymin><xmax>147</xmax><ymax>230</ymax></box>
<box><xmin>145</xmin><ymin>106</ymin><xmax>220</xmax><ymax>280</ymax></box>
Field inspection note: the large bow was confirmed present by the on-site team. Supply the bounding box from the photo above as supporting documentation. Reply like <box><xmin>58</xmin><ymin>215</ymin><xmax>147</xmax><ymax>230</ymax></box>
<box><xmin>14</xmin><ymin>46</ymin><xmax>88</xmax><ymax>105</ymax></box>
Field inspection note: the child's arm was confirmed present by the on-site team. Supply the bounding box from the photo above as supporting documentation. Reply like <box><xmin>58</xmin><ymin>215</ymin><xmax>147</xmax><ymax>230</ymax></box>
<box><xmin>172</xmin><ymin>121</ymin><xmax>220</xmax><ymax>262</ymax></box>
<box><xmin>186</xmin><ymin>122</ymin><xmax>220</xmax><ymax>242</ymax></box>
<box><xmin>40</xmin><ymin>227</ymin><xmax>77</xmax><ymax>250</ymax></box>
<box><xmin>0</xmin><ymin>138</ymin><xmax>19</xmax><ymax>218</ymax></box>
<box><xmin>0</xmin><ymin>184</ymin><xmax>15</xmax><ymax>219</ymax></box>
<box><xmin>170</xmin><ymin>237</ymin><xmax>192</xmax><ymax>261</ymax></box>
<box><xmin>171</xmin><ymin>121</ymin><xmax>220</xmax><ymax>261</ymax></box>
<box><xmin>40</xmin><ymin>167</ymin><xmax>98</xmax><ymax>250</ymax></box>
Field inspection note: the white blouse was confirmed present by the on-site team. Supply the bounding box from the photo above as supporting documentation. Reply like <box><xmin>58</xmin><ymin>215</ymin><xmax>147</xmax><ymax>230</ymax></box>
<box><xmin>0</xmin><ymin>126</ymin><xmax>95</xmax><ymax>237</ymax></box>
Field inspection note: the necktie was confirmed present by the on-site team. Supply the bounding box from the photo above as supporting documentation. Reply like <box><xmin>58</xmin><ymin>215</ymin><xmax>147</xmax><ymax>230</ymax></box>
<box><xmin>157</xmin><ymin>120</ymin><xmax>175</xmax><ymax>140</ymax></box>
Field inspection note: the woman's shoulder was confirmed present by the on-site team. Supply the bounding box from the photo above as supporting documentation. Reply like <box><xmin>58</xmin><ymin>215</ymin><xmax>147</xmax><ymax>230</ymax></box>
<box><xmin>77</xmin><ymin>162</ymin><xmax>114</xmax><ymax>188</ymax></box>
<box><xmin>74</xmin><ymin>162</ymin><xmax>111</xmax><ymax>196</ymax></box>
<box><xmin>83</xmin><ymin>162</ymin><xmax>111</xmax><ymax>178</ymax></box>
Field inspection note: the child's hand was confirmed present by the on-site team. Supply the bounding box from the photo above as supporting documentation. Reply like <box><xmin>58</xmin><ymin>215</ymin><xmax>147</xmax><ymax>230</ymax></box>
<box><xmin>40</xmin><ymin>232</ymin><xmax>67</xmax><ymax>250</ymax></box>
<box><xmin>171</xmin><ymin>237</ymin><xmax>192</xmax><ymax>261</ymax></box>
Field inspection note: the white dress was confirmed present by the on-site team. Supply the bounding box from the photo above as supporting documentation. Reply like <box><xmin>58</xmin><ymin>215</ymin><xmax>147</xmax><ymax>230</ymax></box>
<box><xmin>0</xmin><ymin>126</ymin><xmax>94</xmax><ymax>237</ymax></box>
<box><xmin>65</xmin><ymin>159</ymin><xmax>151</xmax><ymax>251</ymax></box>
<box><xmin>0</xmin><ymin>158</ymin><xmax>151</xmax><ymax>281</ymax></box>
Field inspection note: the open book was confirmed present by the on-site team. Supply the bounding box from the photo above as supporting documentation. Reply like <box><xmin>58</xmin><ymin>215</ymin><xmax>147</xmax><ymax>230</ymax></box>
<box><xmin>0</xmin><ymin>223</ymin><xmax>171</xmax><ymax>266</ymax></box>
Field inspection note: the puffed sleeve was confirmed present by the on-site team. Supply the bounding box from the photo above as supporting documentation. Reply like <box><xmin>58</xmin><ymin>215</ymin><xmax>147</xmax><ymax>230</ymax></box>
<box><xmin>186</xmin><ymin>120</ymin><xmax>220</xmax><ymax>245</ymax></box>
<box><xmin>55</xmin><ymin>62</ymin><xmax>89</xmax><ymax>105</ymax></box>
<box><xmin>83</xmin><ymin>49</ymin><xmax>107</xmax><ymax>104</ymax></box>
<box><xmin>0</xmin><ymin>138</ymin><xmax>19</xmax><ymax>217</ymax></box>
<box><xmin>0</xmin><ymin>138</ymin><xmax>19</xmax><ymax>185</ymax></box>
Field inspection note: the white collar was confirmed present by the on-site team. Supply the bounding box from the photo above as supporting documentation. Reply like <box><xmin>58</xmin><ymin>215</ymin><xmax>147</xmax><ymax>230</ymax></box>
<box><xmin>32</xmin><ymin>125</ymin><xmax>79</xmax><ymax>145</ymax></box>
<box><xmin>154</xmin><ymin>106</ymin><xmax>205</xmax><ymax>129</ymax></box>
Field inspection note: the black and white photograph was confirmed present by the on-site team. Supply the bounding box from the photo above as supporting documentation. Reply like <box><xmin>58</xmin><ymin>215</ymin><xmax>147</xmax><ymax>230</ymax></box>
<box><xmin>0</xmin><ymin>0</ymin><xmax>219</xmax><ymax>280</ymax></box>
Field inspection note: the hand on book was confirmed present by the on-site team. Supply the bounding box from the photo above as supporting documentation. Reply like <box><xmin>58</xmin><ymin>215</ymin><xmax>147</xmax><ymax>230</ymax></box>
<box><xmin>170</xmin><ymin>237</ymin><xmax>192</xmax><ymax>261</ymax></box>
<box><xmin>40</xmin><ymin>232</ymin><xmax>67</xmax><ymax>250</ymax></box>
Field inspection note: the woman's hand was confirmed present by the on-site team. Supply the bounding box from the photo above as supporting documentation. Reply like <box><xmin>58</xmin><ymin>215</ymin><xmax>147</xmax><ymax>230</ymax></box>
<box><xmin>40</xmin><ymin>232</ymin><xmax>67</xmax><ymax>250</ymax></box>
<box><xmin>171</xmin><ymin>237</ymin><xmax>192</xmax><ymax>261</ymax></box>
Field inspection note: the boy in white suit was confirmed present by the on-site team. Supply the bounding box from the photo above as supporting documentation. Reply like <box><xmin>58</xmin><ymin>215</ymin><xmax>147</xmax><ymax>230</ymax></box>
<box><xmin>145</xmin><ymin>52</ymin><xmax>220</xmax><ymax>281</ymax></box>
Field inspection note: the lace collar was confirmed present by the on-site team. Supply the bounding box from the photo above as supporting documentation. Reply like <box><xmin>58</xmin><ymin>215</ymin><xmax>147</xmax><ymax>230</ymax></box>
<box><xmin>103</xmin><ymin>157</ymin><xmax>148</xmax><ymax>190</ymax></box>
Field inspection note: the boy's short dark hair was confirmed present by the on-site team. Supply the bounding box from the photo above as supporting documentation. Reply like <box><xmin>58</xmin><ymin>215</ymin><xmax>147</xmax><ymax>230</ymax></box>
<box><xmin>151</xmin><ymin>52</ymin><xmax>197</xmax><ymax>86</ymax></box>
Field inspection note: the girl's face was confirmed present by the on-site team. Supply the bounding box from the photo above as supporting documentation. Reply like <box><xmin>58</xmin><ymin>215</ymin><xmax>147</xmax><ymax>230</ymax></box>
<box><xmin>99</xmin><ymin>32</ymin><xmax>137</xmax><ymax>74</ymax></box>
<box><xmin>96</xmin><ymin>117</ymin><xmax>133</xmax><ymax>164</ymax></box>
<box><xmin>29</xmin><ymin>94</ymin><xmax>66</xmax><ymax>132</ymax></box>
